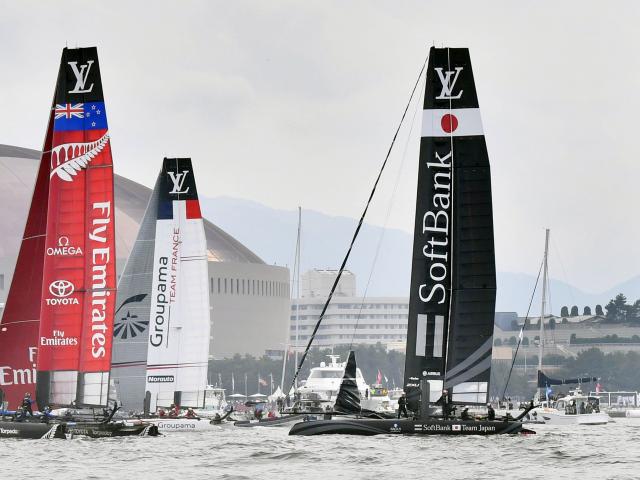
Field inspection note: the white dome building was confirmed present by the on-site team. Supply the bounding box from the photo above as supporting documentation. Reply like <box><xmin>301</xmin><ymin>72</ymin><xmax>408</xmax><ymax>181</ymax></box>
<box><xmin>0</xmin><ymin>144</ymin><xmax>290</xmax><ymax>359</ymax></box>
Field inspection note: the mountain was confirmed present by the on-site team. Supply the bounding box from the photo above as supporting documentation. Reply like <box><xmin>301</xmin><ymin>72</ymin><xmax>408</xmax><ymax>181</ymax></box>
<box><xmin>200</xmin><ymin>196</ymin><xmax>639</xmax><ymax>314</ymax></box>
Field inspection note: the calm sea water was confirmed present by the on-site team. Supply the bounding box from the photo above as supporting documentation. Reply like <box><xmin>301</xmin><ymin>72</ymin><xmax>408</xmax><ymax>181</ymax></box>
<box><xmin>2</xmin><ymin>418</ymin><xmax>639</xmax><ymax>479</ymax></box>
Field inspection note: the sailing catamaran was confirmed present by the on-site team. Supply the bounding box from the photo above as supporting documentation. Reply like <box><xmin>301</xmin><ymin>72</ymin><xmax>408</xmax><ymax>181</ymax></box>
<box><xmin>111</xmin><ymin>158</ymin><xmax>217</xmax><ymax>432</ymax></box>
<box><xmin>0</xmin><ymin>47</ymin><xmax>155</xmax><ymax>438</ymax></box>
<box><xmin>290</xmin><ymin>47</ymin><xmax>534</xmax><ymax>436</ymax></box>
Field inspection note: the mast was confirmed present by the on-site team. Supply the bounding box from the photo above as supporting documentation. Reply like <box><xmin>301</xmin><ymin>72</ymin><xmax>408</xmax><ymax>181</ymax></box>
<box><xmin>294</xmin><ymin>206</ymin><xmax>301</xmax><ymax>390</ymax></box>
<box><xmin>538</xmin><ymin>228</ymin><xmax>550</xmax><ymax>393</ymax></box>
<box><xmin>281</xmin><ymin>206</ymin><xmax>301</xmax><ymax>392</ymax></box>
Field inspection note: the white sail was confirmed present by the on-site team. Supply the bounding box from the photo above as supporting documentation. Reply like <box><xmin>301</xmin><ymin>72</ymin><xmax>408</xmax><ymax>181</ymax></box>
<box><xmin>145</xmin><ymin>158</ymin><xmax>210</xmax><ymax>410</ymax></box>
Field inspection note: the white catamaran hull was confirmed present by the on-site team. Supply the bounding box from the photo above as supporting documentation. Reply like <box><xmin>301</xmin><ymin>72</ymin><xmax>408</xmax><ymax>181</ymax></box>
<box><xmin>540</xmin><ymin>411</ymin><xmax>609</xmax><ymax>425</ymax></box>
<box><xmin>149</xmin><ymin>418</ymin><xmax>221</xmax><ymax>432</ymax></box>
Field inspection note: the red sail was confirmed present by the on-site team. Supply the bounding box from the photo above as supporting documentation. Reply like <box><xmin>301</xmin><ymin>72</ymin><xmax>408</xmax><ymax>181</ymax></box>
<box><xmin>36</xmin><ymin>47</ymin><xmax>116</xmax><ymax>407</ymax></box>
<box><xmin>0</xmin><ymin>117</ymin><xmax>53</xmax><ymax>410</ymax></box>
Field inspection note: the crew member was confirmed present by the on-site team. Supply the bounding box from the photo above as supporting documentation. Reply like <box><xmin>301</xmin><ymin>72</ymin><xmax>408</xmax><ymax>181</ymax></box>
<box><xmin>185</xmin><ymin>408</ymin><xmax>197</xmax><ymax>419</ymax></box>
<box><xmin>397</xmin><ymin>392</ymin><xmax>408</xmax><ymax>419</ymax></box>
<box><xmin>487</xmin><ymin>403</ymin><xmax>496</xmax><ymax>421</ymax></box>
<box><xmin>437</xmin><ymin>389</ymin><xmax>453</xmax><ymax>420</ymax></box>
<box><xmin>461</xmin><ymin>407</ymin><xmax>470</xmax><ymax>420</ymax></box>
<box><xmin>41</xmin><ymin>406</ymin><xmax>53</xmax><ymax>424</ymax></box>
<box><xmin>21</xmin><ymin>392</ymin><xmax>33</xmax><ymax>416</ymax></box>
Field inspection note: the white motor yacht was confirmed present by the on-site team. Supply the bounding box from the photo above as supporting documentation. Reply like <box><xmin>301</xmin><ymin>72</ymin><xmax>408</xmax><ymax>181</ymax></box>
<box><xmin>539</xmin><ymin>388</ymin><xmax>609</xmax><ymax>425</ymax></box>
<box><xmin>298</xmin><ymin>355</ymin><xmax>370</xmax><ymax>411</ymax></box>
<box><xmin>193</xmin><ymin>386</ymin><xmax>229</xmax><ymax>419</ymax></box>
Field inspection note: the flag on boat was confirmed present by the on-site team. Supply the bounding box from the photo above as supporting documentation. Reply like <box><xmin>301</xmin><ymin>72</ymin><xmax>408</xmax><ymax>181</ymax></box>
<box><xmin>545</xmin><ymin>386</ymin><xmax>553</xmax><ymax>399</ymax></box>
<box><xmin>259</xmin><ymin>376</ymin><xmax>267</xmax><ymax>387</ymax></box>
<box><xmin>518</xmin><ymin>327</ymin><xmax>524</xmax><ymax>342</ymax></box>
<box><xmin>596</xmin><ymin>382</ymin><xmax>602</xmax><ymax>393</ymax></box>
<box><xmin>376</xmin><ymin>370</ymin><xmax>382</xmax><ymax>384</ymax></box>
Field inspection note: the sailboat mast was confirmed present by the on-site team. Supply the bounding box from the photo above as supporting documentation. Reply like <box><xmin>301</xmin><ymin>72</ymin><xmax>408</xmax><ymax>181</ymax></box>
<box><xmin>538</xmin><ymin>229</ymin><xmax>550</xmax><ymax>374</ymax></box>
<box><xmin>294</xmin><ymin>206</ymin><xmax>301</xmax><ymax>390</ymax></box>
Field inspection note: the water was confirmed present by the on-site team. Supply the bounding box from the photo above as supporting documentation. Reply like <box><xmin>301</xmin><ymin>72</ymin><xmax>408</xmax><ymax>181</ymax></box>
<box><xmin>2</xmin><ymin>419</ymin><xmax>639</xmax><ymax>479</ymax></box>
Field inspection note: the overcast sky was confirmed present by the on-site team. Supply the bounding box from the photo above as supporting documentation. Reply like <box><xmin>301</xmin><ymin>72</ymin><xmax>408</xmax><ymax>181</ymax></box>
<box><xmin>2</xmin><ymin>0</ymin><xmax>639</xmax><ymax>294</ymax></box>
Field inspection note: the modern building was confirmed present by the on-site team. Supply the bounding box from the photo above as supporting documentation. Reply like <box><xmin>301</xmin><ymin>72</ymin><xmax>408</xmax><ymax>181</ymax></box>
<box><xmin>0</xmin><ymin>144</ymin><xmax>290</xmax><ymax>359</ymax></box>
<box><xmin>290</xmin><ymin>270</ymin><xmax>409</xmax><ymax>349</ymax></box>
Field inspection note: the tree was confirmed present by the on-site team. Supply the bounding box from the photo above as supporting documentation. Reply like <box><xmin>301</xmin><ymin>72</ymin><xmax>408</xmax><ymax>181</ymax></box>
<box><xmin>548</xmin><ymin>318</ymin><xmax>556</xmax><ymax>330</ymax></box>
<box><xmin>508</xmin><ymin>336</ymin><xmax>517</xmax><ymax>346</ymax></box>
<box><xmin>494</xmin><ymin>338</ymin><xmax>502</xmax><ymax>346</ymax></box>
<box><xmin>522</xmin><ymin>337</ymin><xmax>529</xmax><ymax>346</ymax></box>
<box><xmin>583</xmin><ymin>306</ymin><xmax>592</xmax><ymax>315</ymax></box>
<box><xmin>561</xmin><ymin>317</ymin><xmax>569</xmax><ymax>324</ymax></box>
<box><xmin>570</xmin><ymin>306</ymin><xmax>579</xmax><ymax>317</ymax></box>
<box><xmin>629</xmin><ymin>300</ymin><xmax>640</xmax><ymax>323</ymax></box>
<box><xmin>570</xmin><ymin>333</ymin><xmax>577</xmax><ymax>344</ymax></box>
<box><xmin>595</xmin><ymin>304</ymin><xmax>604</xmax><ymax>316</ymax></box>
<box><xmin>605</xmin><ymin>294</ymin><xmax>628</xmax><ymax>323</ymax></box>
<box><xmin>560</xmin><ymin>306</ymin><xmax>569</xmax><ymax>317</ymax></box>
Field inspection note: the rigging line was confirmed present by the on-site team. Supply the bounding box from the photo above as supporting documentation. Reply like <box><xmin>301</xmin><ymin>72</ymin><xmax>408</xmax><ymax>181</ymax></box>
<box><xmin>348</xmin><ymin>81</ymin><xmax>423</xmax><ymax>350</ymax></box>
<box><xmin>288</xmin><ymin>53</ymin><xmax>430</xmax><ymax>392</ymax></box>
<box><xmin>501</xmin><ymin>260</ymin><xmax>544</xmax><ymax>401</ymax></box>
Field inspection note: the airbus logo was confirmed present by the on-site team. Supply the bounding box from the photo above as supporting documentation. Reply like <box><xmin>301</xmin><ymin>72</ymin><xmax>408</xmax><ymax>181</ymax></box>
<box><xmin>46</xmin><ymin>280</ymin><xmax>79</xmax><ymax>306</ymax></box>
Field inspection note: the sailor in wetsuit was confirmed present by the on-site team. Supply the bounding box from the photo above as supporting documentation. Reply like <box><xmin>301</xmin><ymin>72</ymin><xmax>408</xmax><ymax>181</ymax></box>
<box><xmin>436</xmin><ymin>389</ymin><xmax>453</xmax><ymax>420</ymax></box>
<box><xmin>397</xmin><ymin>392</ymin><xmax>409</xmax><ymax>419</ymax></box>
<box><xmin>21</xmin><ymin>393</ymin><xmax>33</xmax><ymax>417</ymax></box>
<box><xmin>487</xmin><ymin>403</ymin><xmax>496</xmax><ymax>421</ymax></box>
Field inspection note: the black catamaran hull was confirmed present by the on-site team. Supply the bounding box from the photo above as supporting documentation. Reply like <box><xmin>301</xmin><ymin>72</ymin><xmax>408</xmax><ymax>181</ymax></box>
<box><xmin>234</xmin><ymin>414</ymin><xmax>305</xmax><ymax>428</ymax></box>
<box><xmin>0</xmin><ymin>421</ymin><xmax>66</xmax><ymax>439</ymax></box>
<box><xmin>289</xmin><ymin>418</ymin><xmax>532</xmax><ymax>436</ymax></box>
<box><xmin>65</xmin><ymin>422</ymin><xmax>159</xmax><ymax>437</ymax></box>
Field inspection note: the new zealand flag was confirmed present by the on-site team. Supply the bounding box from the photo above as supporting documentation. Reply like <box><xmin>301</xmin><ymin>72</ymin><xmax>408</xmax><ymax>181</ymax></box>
<box><xmin>53</xmin><ymin>102</ymin><xmax>108</xmax><ymax>131</ymax></box>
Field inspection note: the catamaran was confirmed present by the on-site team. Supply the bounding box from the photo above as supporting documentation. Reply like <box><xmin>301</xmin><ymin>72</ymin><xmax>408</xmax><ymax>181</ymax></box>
<box><xmin>289</xmin><ymin>47</ymin><xmax>534</xmax><ymax>436</ymax></box>
<box><xmin>0</xmin><ymin>47</ymin><xmax>155</xmax><ymax>438</ymax></box>
<box><xmin>111</xmin><ymin>158</ymin><xmax>220</xmax><ymax>432</ymax></box>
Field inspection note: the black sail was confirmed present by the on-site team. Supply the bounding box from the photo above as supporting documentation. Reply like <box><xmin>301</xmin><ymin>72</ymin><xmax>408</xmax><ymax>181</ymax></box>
<box><xmin>404</xmin><ymin>47</ymin><xmax>495</xmax><ymax>408</ymax></box>
<box><xmin>537</xmin><ymin>371</ymin><xmax>597</xmax><ymax>388</ymax></box>
<box><xmin>334</xmin><ymin>351</ymin><xmax>361</xmax><ymax>414</ymax></box>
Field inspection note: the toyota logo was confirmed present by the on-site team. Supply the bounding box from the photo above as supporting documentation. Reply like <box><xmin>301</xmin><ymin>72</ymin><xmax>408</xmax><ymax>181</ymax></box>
<box><xmin>49</xmin><ymin>280</ymin><xmax>74</xmax><ymax>298</ymax></box>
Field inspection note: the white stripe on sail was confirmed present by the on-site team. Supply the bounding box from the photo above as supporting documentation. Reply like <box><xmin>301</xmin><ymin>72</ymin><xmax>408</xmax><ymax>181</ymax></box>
<box><xmin>421</xmin><ymin>108</ymin><xmax>483</xmax><ymax>137</ymax></box>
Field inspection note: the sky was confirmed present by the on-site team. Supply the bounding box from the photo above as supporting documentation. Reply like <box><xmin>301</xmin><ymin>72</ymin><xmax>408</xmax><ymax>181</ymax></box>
<box><xmin>1</xmin><ymin>0</ymin><xmax>640</xmax><ymax>294</ymax></box>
